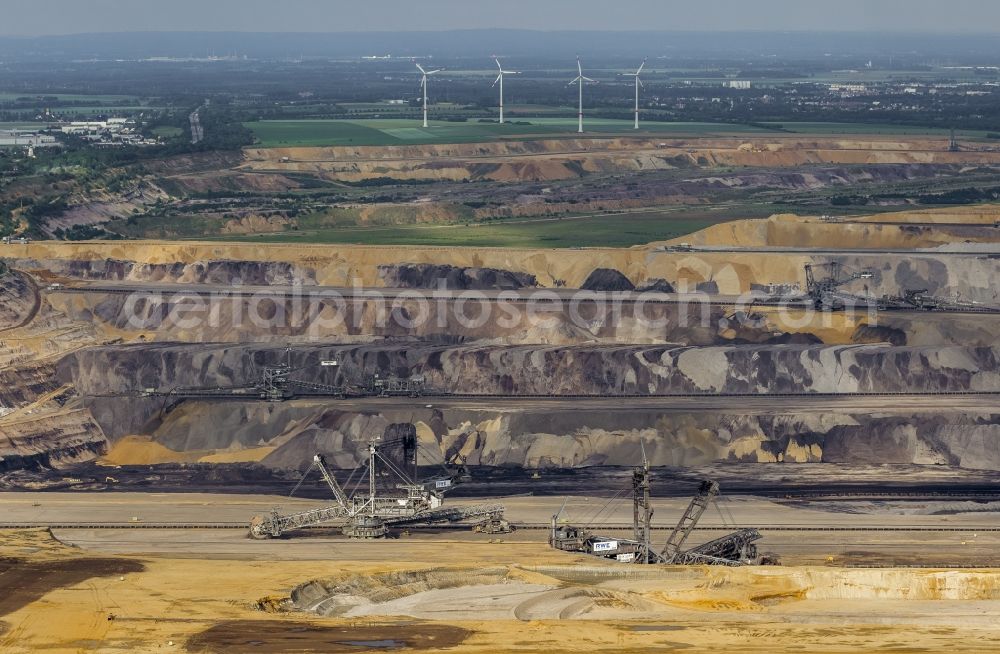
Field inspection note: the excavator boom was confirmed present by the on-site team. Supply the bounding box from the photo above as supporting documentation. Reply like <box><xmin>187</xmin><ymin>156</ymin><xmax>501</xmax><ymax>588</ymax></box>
<box><xmin>660</xmin><ymin>480</ymin><xmax>720</xmax><ymax>563</ymax></box>
<box><xmin>313</xmin><ymin>454</ymin><xmax>350</xmax><ymax>509</ymax></box>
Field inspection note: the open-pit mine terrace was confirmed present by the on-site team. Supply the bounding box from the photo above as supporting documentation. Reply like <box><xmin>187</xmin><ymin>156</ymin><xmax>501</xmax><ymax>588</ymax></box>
<box><xmin>0</xmin><ymin>206</ymin><xmax>998</xmax><ymax>482</ymax></box>
<box><xmin>1</xmin><ymin>204</ymin><xmax>1000</xmax><ymax>653</ymax></box>
<box><xmin>238</xmin><ymin>135</ymin><xmax>1000</xmax><ymax>185</ymax></box>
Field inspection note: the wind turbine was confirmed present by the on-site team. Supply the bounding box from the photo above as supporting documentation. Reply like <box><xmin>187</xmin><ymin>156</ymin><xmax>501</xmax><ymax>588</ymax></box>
<box><xmin>416</xmin><ymin>63</ymin><xmax>442</xmax><ymax>128</ymax></box>
<box><xmin>568</xmin><ymin>56</ymin><xmax>596</xmax><ymax>134</ymax></box>
<box><xmin>492</xmin><ymin>56</ymin><xmax>520</xmax><ymax>124</ymax></box>
<box><xmin>625</xmin><ymin>58</ymin><xmax>646</xmax><ymax>130</ymax></box>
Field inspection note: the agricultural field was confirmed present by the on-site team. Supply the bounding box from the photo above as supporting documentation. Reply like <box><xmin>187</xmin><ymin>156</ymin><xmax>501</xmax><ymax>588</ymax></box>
<box><xmin>203</xmin><ymin>209</ymin><xmax>737</xmax><ymax>248</ymax></box>
<box><xmin>0</xmin><ymin>92</ymin><xmax>141</xmax><ymax>103</ymax></box>
<box><xmin>769</xmin><ymin>122</ymin><xmax>994</xmax><ymax>138</ymax></box>
<box><xmin>245</xmin><ymin>117</ymin><xmax>773</xmax><ymax>147</ymax></box>
<box><xmin>244</xmin><ymin>116</ymin><xmax>997</xmax><ymax>148</ymax></box>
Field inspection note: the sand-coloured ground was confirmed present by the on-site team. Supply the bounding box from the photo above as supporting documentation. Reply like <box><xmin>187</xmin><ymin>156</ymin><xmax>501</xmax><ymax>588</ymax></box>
<box><xmin>675</xmin><ymin>211</ymin><xmax>1000</xmax><ymax>249</ymax></box>
<box><xmin>12</xmin><ymin>234</ymin><xmax>1000</xmax><ymax>302</ymax></box>
<box><xmin>239</xmin><ymin>136</ymin><xmax>1000</xmax><ymax>184</ymax></box>
<box><xmin>2</xmin><ymin>512</ymin><xmax>1000</xmax><ymax>653</ymax></box>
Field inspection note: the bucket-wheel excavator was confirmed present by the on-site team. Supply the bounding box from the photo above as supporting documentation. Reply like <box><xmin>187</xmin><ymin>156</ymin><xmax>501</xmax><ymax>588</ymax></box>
<box><xmin>250</xmin><ymin>438</ymin><xmax>510</xmax><ymax>539</ymax></box>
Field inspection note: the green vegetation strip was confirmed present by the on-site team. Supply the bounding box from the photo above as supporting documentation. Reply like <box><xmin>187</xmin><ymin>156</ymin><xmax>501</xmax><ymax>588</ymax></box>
<box><xmin>244</xmin><ymin>117</ymin><xmax>997</xmax><ymax>148</ymax></box>
<box><xmin>198</xmin><ymin>211</ymin><xmax>730</xmax><ymax>248</ymax></box>
<box><xmin>244</xmin><ymin>118</ymin><xmax>771</xmax><ymax>147</ymax></box>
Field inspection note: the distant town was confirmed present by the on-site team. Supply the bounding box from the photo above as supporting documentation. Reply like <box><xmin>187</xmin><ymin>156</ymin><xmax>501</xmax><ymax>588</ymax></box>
<box><xmin>0</xmin><ymin>117</ymin><xmax>159</xmax><ymax>154</ymax></box>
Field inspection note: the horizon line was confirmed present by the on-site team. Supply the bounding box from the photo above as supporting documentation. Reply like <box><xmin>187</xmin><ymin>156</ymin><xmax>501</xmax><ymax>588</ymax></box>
<box><xmin>3</xmin><ymin>28</ymin><xmax>1000</xmax><ymax>38</ymax></box>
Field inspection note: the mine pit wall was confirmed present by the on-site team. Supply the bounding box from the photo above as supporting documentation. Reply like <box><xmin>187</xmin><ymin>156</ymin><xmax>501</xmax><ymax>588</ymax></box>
<box><xmin>96</xmin><ymin>400</ymin><xmax>1000</xmax><ymax>471</ymax></box>
<box><xmin>0</xmin><ymin>271</ymin><xmax>38</xmax><ymax>330</ymax></box>
<box><xmin>11</xmin><ymin>242</ymin><xmax>1000</xmax><ymax>303</ymax></box>
<box><xmin>8</xmin><ymin>257</ymin><xmax>316</xmax><ymax>286</ymax></box>
<box><xmin>0</xmin><ymin>423</ymin><xmax>108</xmax><ymax>472</ymax></box>
<box><xmin>44</xmin><ymin>289</ymin><xmax>1000</xmax><ymax>348</ymax></box>
<box><xmin>0</xmin><ymin>408</ymin><xmax>108</xmax><ymax>472</ymax></box>
<box><xmin>48</xmin><ymin>291</ymin><xmax>811</xmax><ymax>347</ymax></box>
<box><xmin>242</xmin><ymin>137</ymin><xmax>1000</xmax><ymax>184</ymax></box>
<box><xmin>61</xmin><ymin>342</ymin><xmax>1000</xmax><ymax>471</ymax></box>
<box><xmin>0</xmin><ymin>361</ymin><xmax>61</xmax><ymax>407</ymax></box>
<box><xmin>62</xmin><ymin>343</ymin><xmax>1000</xmax><ymax>401</ymax></box>
<box><xmin>243</xmin><ymin>136</ymin><xmax>1000</xmax><ymax>163</ymax></box>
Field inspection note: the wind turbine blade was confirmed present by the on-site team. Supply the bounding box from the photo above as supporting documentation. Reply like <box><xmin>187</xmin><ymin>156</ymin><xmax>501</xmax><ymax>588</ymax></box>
<box><xmin>582</xmin><ymin>76</ymin><xmax>596</xmax><ymax>82</ymax></box>
<box><xmin>637</xmin><ymin>58</ymin><xmax>646</xmax><ymax>75</ymax></box>
<box><xmin>638</xmin><ymin>78</ymin><xmax>644</xmax><ymax>88</ymax></box>
<box><xmin>492</xmin><ymin>73</ymin><xmax>502</xmax><ymax>87</ymax></box>
<box><xmin>416</xmin><ymin>63</ymin><xmax>426</xmax><ymax>74</ymax></box>
<box><xmin>495</xmin><ymin>57</ymin><xmax>503</xmax><ymax>71</ymax></box>
<box><xmin>568</xmin><ymin>76</ymin><xmax>582</xmax><ymax>86</ymax></box>
<box><xmin>427</xmin><ymin>69</ymin><xmax>442</xmax><ymax>75</ymax></box>
<box><xmin>577</xmin><ymin>57</ymin><xmax>583</xmax><ymax>76</ymax></box>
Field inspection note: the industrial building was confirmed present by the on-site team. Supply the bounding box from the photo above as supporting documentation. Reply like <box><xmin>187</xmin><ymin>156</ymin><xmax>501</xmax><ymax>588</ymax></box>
<box><xmin>0</xmin><ymin>129</ymin><xmax>57</xmax><ymax>147</ymax></box>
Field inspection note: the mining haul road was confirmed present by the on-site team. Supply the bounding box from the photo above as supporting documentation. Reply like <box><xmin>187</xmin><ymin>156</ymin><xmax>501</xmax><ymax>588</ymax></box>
<box><xmin>3</xmin><ymin>493</ymin><xmax>999</xmax><ymax>566</ymax></box>
<box><xmin>46</xmin><ymin>282</ymin><xmax>1000</xmax><ymax>314</ymax></box>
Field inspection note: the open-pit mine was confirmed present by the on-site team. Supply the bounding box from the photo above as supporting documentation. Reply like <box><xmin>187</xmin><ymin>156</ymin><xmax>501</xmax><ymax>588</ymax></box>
<box><xmin>3</xmin><ymin>151</ymin><xmax>1000</xmax><ymax>651</ymax></box>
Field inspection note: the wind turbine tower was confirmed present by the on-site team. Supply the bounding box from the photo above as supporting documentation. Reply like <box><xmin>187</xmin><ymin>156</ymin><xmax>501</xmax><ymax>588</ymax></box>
<box><xmin>625</xmin><ymin>58</ymin><xmax>646</xmax><ymax>129</ymax></box>
<box><xmin>493</xmin><ymin>56</ymin><xmax>520</xmax><ymax>124</ymax></box>
<box><xmin>569</xmin><ymin>56</ymin><xmax>596</xmax><ymax>134</ymax></box>
<box><xmin>416</xmin><ymin>63</ymin><xmax>442</xmax><ymax>128</ymax></box>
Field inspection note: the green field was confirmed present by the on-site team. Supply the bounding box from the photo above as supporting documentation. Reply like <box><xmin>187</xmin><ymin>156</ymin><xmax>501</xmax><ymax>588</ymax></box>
<box><xmin>768</xmin><ymin>122</ymin><xmax>992</xmax><ymax>138</ymax></box>
<box><xmin>245</xmin><ymin>117</ymin><xmax>772</xmax><ymax>147</ymax></box>
<box><xmin>199</xmin><ymin>210</ymin><xmax>737</xmax><ymax>248</ymax></box>
<box><xmin>0</xmin><ymin>92</ymin><xmax>140</xmax><ymax>103</ymax></box>
<box><xmin>245</xmin><ymin>117</ymin><xmax>992</xmax><ymax>148</ymax></box>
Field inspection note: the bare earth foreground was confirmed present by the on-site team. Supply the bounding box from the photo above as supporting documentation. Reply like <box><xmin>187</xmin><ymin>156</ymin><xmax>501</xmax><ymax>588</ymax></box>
<box><xmin>1</xmin><ymin>493</ymin><xmax>1000</xmax><ymax>653</ymax></box>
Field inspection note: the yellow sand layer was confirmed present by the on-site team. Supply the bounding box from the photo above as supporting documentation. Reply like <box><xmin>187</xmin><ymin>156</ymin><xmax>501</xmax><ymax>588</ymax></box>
<box><xmin>16</xmin><ymin>205</ymin><xmax>1000</xmax><ymax>291</ymax></box>
<box><xmin>100</xmin><ymin>436</ymin><xmax>274</xmax><ymax>466</ymax></box>
<box><xmin>3</xmin><ymin>529</ymin><xmax>1000</xmax><ymax>654</ymax></box>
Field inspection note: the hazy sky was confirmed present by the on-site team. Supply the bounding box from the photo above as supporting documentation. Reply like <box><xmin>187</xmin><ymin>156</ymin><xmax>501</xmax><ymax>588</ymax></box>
<box><xmin>4</xmin><ymin>0</ymin><xmax>1000</xmax><ymax>36</ymax></box>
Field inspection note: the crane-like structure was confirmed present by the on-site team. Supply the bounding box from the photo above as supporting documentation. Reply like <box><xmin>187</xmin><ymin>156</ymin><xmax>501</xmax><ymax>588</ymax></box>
<box><xmin>137</xmin><ymin>349</ymin><xmax>430</xmax><ymax>403</ymax></box>
<box><xmin>250</xmin><ymin>439</ymin><xmax>510</xmax><ymax>539</ymax></box>
<box><xmin>645</xmin><ymin>480</ymin><xmax>763</xmax><ymax>566</ymax></box>
<box><xmin>878</xmin><ymin>288</ymin><xmax>992</xmax><ymax>313</ymax></box>
<box><xmin>804</xmin><ymin>262</ymin><xmax>875</xmax><ymax>310</ymax></box>
<box><xmin>659</xmin><ymin>480</ymin><xmax>720</xmax><ymax>563</ymax></box>
<box><xmin>801</xmin><ymin>264</ymin><xmax>997</xmax><ymax>314</ymax></box>
<box><xmin>632</xmin><ymin>445</ymin><xmax>653</xmax><ymax>563</ymax></box>
<box><xmin>552</xmin><ymin>459</ymin><xmax>769</xmax><ymax>566</ymax></box>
